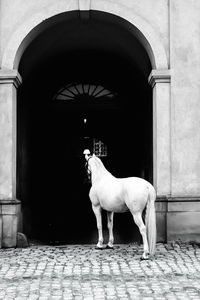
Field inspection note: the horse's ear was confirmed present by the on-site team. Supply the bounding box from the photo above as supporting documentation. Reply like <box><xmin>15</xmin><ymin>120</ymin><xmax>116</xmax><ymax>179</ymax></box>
<box><xmin>93</xmin><ymin>153</ymin><xmax>96</xmax><ymax>157</ymax></box>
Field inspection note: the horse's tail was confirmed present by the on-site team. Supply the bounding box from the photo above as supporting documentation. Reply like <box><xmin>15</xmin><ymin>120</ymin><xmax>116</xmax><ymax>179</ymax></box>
<box><xmin>145</xmin><ymin>186</ymin><xmax>156</xmax><ymax>256</ymax></box>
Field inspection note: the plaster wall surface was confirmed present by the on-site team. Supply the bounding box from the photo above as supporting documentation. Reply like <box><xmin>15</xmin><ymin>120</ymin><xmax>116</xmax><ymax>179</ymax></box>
<box><xmin>0</xmin><ymin>0</ymin><xmax>169</xmax><ymax>67</ymax></box>
<box><xmin>92</xmin><ymin>0</ymin><xmax>169</xmax><ymax>60</ymax></box>
<box><xmin>170</xmin><ymin>0</ymin><xmax>200</xmax><ymax>196</ymax></box>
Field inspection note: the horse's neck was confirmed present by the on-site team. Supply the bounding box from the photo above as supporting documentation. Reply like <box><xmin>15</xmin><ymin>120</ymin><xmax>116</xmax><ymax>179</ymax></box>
<box><xmin>91</xmin><ymin>165</ymin><xmax>110</xmax><ymax>185</ymax></box>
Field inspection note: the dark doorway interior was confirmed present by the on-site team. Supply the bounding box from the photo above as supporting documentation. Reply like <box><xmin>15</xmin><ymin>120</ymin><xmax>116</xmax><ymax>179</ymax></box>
<box><xmin>17</xmin><ymin>11</ymin><xmax>152</xmax><ymax>244</ymax></box>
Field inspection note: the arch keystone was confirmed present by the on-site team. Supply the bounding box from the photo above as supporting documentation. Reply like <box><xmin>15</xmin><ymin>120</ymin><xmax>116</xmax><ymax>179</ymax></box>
<box><xmin>78</xmin><ymin>0</ymin><xmax>91</xmax><ymax>10</ymax></box>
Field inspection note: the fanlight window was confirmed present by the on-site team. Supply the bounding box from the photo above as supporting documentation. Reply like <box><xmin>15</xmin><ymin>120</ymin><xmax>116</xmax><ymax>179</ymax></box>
<box><xmin>93</xmin><ymin>138</ymin><xmax>107</xmax><ymax>157</ymax></box>
<box><xmin>54</xmin><ymin>83</ymin><xmax>115</xmax><ymax>101</ymax></box>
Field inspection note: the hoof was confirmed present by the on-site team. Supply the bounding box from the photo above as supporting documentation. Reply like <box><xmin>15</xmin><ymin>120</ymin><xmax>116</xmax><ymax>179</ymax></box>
<box><xmin>140</xmin><ymin>256</ymin><xmax>149</xmax><ymax>261</ymax></box>
<box><xmin>140</xmin><ymin>253</ymin><xmax>150</xmax><ymax>260</ymax></box>
<box><xmin>105</xmin><ymin>245</ymin><xmax>114</xmax><ymax>250</ymax></box>
<box><xmin>95</xmin><ymin>246</ymin><xmax>104</xmax><ymax>250</ymax></box>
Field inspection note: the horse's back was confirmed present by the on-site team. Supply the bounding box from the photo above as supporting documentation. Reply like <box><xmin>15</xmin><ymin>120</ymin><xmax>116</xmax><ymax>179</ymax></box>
<box><xmin>89</xmin><ymin>174</ymin><xmax>128</xmax><ymax>212</ymax></box>
<box><xmin>121</xmin><ymin>177</ymin><xmax>155</xmax><ymax>192</ymax></box>
<box><xmin>89</xmin><ymin>175</ymin><xmax>155</xmax><ymax>213</ymax></box>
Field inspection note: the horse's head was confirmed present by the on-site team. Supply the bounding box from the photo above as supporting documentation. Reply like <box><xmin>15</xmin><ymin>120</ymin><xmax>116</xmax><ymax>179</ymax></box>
<box><xmin>83</xmin><ymin>149</ymin><xmax>91</xmax><ymax>161</ymax></box>
<box><xmin>83</xmin><ymin>149</ymin><xmax>93</xmax><ymax>181</ymax></box>
<box><xmin>83</xmin><ymin>150</ymin><xmax>107</xmax><ymax>183</ymax></box>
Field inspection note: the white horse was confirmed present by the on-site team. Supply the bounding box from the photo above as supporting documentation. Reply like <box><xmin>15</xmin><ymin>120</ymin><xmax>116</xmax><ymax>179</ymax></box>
<box><xmin>84</xmin><ymin>150</ymin><xmax>156</xmax><ymax>259</ymax></box>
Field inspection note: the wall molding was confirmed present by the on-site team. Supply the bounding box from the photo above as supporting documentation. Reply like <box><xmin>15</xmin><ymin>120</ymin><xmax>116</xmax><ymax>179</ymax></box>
<box><xmin>156</xmin><ymin>196</ymin><xmax>200</xmax><ymax>212</ymax></box>
<box><xmin>167</xmin><ymin>196</ymin><xmax>200</xmax><ymax>202</ymax></box>
<box><xmin>148</xmin><ymin>69</ymin><xmax>171</xmax><ymax>87</ymax></box>
<box><xmin>0</xmin><ymin>69</ymin><xmax>22</xmax><ymax>88</ymax></box>
<box><xmin>156</xmin><ymin>195</ymin><xmax>200</xmax><ymax>202</ymax></box>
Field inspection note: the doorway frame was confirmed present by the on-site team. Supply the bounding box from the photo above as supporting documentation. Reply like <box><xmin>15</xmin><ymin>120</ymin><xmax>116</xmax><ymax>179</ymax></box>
<box><xmin>0</xmin><ymin>1</ymin><xmax>170</xmax><ymax>246</ymax></box>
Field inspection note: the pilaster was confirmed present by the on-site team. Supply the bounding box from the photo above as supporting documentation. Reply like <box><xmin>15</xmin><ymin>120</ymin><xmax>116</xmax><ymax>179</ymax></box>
<box><xmin>149</xmin><ymin>69</ymin><xmax>171</xmax><ymax>197</ymax></box>
<box><xmin>0</xmin><ymin>69</ymin><xmax>22</xmax><ymax>247</ymax></box>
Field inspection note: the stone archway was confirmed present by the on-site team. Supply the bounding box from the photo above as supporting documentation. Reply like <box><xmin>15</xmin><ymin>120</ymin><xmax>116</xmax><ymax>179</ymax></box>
<box><xmin>0</xmin><ymin>1</ymin><xmax>170</xmax><ymax>246</ymax></box>
<box><xmin>1</xmin><ymin>1</ymin><xmax>168</xmax><ymax>70</ymax></box>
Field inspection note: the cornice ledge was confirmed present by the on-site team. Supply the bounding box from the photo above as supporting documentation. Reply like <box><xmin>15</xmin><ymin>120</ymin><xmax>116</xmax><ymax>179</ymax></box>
<box><xmin>0</xmin><ymin>69</ymin><xmax>22</xmax><ymax>88</ymax></box>
<box><xmin>148</xmin><ymin>69</ymin><xmax>171</xmax><ymax>87</ymax></box>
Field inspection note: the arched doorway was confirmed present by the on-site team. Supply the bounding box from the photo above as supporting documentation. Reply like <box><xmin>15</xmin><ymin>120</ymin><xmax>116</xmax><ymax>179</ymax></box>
<box><xmin>17</xmin><ymin>11</ymin><xmax>152</xmax><ymax>244</ymax></box>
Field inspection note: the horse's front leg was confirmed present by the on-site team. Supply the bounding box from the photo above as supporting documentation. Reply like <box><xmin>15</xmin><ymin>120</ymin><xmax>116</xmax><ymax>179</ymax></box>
<box><xmin>92</xmin><ymin>204</ymin><xmax>104</xmax><ymax>249</ymax></box>
<box><xmin>106</xmin><ymin>211</ymin><xmax>114</xmax><ymax>249</ymax></box>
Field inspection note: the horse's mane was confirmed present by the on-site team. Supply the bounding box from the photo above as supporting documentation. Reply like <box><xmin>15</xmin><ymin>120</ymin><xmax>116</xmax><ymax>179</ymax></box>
<box><xmin>92</xmin><ymin>155</ymin><xmax>107</xmax><ymax>172</ymax></box>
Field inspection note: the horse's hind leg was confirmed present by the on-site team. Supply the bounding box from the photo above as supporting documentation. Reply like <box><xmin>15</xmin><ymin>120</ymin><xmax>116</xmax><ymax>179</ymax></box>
<box><xmin>106</xmin><ymin>211</ymin><xmax>114</xmax><ymax>249</ymax></box>
<box><xmin>92</xmin><ymin>204</ymin><xmax>104</xmax><ymax>249</ymax></box>
<box><xmin>132</xmin><ymin>212</ymin><xmax>149</xmax><ymax>260</ymax></box>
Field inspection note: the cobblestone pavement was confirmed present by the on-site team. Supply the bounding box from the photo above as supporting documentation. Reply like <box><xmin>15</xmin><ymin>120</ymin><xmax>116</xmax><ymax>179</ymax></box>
<box><xmin>0</xmin><ymin>243</ymin><xmax>200</xmax><ymax>299</ymax></box>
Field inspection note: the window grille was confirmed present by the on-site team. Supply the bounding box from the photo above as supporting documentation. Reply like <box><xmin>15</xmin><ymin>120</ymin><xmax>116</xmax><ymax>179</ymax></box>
<box><xmin>54</xmin><ymin>83</ymin><xmax>115</xmax><ymax>101</ymax></box>
<box><xmin>93</xmin><ymin>138</ymin><xmax>107</xmax><ymax>157</ymax></box>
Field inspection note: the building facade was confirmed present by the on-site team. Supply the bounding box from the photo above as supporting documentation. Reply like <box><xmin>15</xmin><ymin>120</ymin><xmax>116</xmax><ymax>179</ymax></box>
<box><xmin>0</xmin><ymin>0</ymin><xmax>200</xmax><ymax>247</ymax></box>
